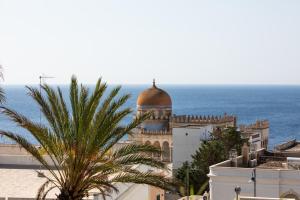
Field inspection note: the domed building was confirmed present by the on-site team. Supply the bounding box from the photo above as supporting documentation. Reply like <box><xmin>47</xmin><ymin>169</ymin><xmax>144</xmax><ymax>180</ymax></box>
<box><xmin>136</xmin><ymin>80</ymin><xmax>172</xmax><ymax>131</ymax></box>
<box><xmin>129</xmin><ymin>80</ymin><xmax>241</xmax><ymax>164</ymax></box>
<box><xmin>129</xmin><ymin>80</ymin><xmax>173</xmax><ymax>162</ymax></box>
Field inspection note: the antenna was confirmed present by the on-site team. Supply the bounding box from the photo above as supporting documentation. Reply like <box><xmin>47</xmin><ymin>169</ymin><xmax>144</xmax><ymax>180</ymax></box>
<box><xmin>152</xmin><ymin>78</ymin><xmax>156</xmax><ymax>87</ymax></box>
<box><xmin>36</xmin><ymin>74</ymin><xmax>54</xmax><ymax>177</ymax></box>
<box><xmin>39</xmin><ymin>74</ymin><xmax>55</xmax><ymax>124</ymax></box>
<box><xmin>39</xmin><ymin>75</ymin><xmax>54</xmax><ymax>87</ymax></box>
<box><xmin>0</xmin><ymin>65</ymin><xmax>4</xmax><ymax>80</ymax></box>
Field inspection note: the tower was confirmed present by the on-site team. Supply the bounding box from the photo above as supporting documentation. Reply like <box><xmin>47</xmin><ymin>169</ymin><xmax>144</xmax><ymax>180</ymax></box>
<box><xmin>129</xmin><ymin>80</ymin><xmax>173</xmax><ymax>162</ymax></box>
<box><xmin>136</xmin><ymin>79</ymin><xmax>172</xmax><ymax>131</ymax></box>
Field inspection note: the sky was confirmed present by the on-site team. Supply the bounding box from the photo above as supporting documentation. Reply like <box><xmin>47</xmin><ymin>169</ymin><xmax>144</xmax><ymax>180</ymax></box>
<box><xmin>0</xmin><ymin>0</ymin><xmax>300</xmax><ymax>85</ymax></box>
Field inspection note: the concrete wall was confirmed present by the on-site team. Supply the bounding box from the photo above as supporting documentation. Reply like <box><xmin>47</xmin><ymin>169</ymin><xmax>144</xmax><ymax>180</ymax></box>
<box><xmin>173</xmin><ymin>125</ymin><xmax>212</xmax><ymax>170</ymax></box>
<box><xmin>262</xmin><ymin>128</ymin><xmax>269</xmax><ymax>148</ymax></box>
<box><xmin>0</xmin><ymin>144</ymin><xmax>30</xmax><ymax>155</ymax></box>
<box><xmin>116</xmin><ymin>184</ymin><xmax>165</xmax><ymax>200</ymax></box>
<box><xmin>97</xmin><ymin>164</ymin><xmax>167</xmax><ymax>200</ymax></box>
<box><xmin>249</xmin><ymin>131</ymin><xmax>262</xmax><ymax>150</ymax></box>
<box><xmin>148</xmin><ymin>186</ymin><xmax>165</xmax><ymax>200</ymax></box>
<box><xmin>0</xmin><ymin>154</ymin><xmax>53</xmax><ymax>167</ymax></box>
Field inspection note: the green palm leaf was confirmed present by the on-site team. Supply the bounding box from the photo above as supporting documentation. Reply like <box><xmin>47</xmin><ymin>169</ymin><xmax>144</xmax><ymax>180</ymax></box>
<box><xmin>0</xmin><ymin>76</ymin><xmax>174</xmax><ymax>200</ymax></box>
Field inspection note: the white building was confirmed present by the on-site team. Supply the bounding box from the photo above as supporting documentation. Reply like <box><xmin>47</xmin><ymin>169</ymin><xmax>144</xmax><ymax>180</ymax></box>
<box><xmin>129</xmin><ymin>81</ymin><xmax>237</xmax><ymax>165</ymax></box>
<box><xmin>239</xmin><ymin>120</ymin><xmax>269</xmax><ymax>150</ymax></box>
<box><xmin>172</xmin><ymin>120</ymin><xmax>270</xmax><ymax>171</ymax></box>
<box><xmin>208</xmin><ymin>147</ymin><xmax>300</xmax><ymax>200</ymax></box>
<box><xmin>172</xmin><ymin>125</ymin><xmax>212</xmax><ymax>170</ymax></box>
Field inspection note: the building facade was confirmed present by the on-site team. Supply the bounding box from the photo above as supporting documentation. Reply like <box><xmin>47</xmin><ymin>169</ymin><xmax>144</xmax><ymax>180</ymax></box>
<box><xmin>129</xmin><ymin>82</ymin><xmax>248</xmax><ymax>167</ymax></box>
<box><xmin>209</xmin><ymin>148</ymin><xmax>300</xmax><ymax>200</ymax></box>
<box><xmin>129</xmin><ymin>81</ymin><xmax>173</xmax><ymax>162</ymax></box>
<box><xmin>172</xmin><ymin>125</ymin><xmax>212</xmax><ymax>170</ymax></box>
<box><xmin>129</xmin><ymin>82</ymin><xmax>270</xmax><ymax>168</ymax></box>
<box><xmin>239</xmin><ymin>120</ymin><xmax>269</xmax><ymax>150</ymax></box>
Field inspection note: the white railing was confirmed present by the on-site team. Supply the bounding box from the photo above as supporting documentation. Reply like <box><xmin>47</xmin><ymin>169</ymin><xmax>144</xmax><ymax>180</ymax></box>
<box><xmin>239</xmin><ymin>196</ymin><xmax>295</xmax><ymax>200</ymax></box>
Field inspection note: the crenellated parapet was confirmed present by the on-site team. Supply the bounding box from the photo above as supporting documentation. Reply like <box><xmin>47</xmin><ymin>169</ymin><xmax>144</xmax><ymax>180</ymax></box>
<box><xmin>140</xmin><ymin>129</ymin><xmax>172</xmax><ymax>135</ymax></box>
<box><xmin>171</xmin><ymin>113</ymin><xmax>236</xmax><ymax>126</ymax></box>
<box><xmin>148</xmin><ymin>113</ymin><xmax>171</xmax><ymax>120</ymax></box>
<box><xmin>239</xmin><ymin>120</ymin><xmax>269</xmax><ymax>131</ymax></box>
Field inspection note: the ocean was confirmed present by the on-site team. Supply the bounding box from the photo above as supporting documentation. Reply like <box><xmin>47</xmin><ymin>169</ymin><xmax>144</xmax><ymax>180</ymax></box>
<box><xmin>1</xmin><ymin>84</ymin><xmax>300</xmax><ymax>149</ymax></box>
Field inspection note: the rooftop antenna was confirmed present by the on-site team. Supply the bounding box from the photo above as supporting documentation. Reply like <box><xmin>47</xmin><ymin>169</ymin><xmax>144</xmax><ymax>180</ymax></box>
<box><xmin>39</xmin><ymin>74</ymin><xmax>54</xmax><ymax>124</ymax></box>
<box><xmin>37</xmin><ymin>74</ymin><xmax>54</xmax><ymax>178</ymax></box>
<box><xmin>0</xmin><ymin>65</ymin><xmax>4</xmax><ymax>81</ymax></box>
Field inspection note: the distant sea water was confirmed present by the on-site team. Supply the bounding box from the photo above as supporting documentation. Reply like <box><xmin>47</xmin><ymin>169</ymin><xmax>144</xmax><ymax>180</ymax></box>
<box><xmin>1</xmin><ymin>84</ymin><xmax>300</xmax><ymax>149</ymax></box>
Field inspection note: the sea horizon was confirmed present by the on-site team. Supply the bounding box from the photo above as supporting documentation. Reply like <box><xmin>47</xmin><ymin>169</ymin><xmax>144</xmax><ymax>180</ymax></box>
<box><xmin>0</xmin><ymin>84</ymin><xmax>300</xmax><ymax>150</ymax></box>
<box><xmin>4</xmin><ymin>83</ymin><xmax>300</xmax><ymax>87</ymax></box>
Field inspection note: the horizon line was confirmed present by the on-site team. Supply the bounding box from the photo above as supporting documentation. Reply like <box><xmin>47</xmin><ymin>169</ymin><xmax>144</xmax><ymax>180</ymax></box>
<box><xmin>3</xmin><ymin>83</ymin><xmax>300</xmax><ymax>87</ymax></box>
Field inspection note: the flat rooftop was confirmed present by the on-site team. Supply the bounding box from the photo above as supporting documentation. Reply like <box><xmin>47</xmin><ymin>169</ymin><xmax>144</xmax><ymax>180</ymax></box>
<box><xmin>0</xmin><ymin>168</ymin><xmax>58</xmax><ymax>198</ymax></box>
<box><xmin>213</xmin><ymin>148</ymin><xmax>300</xmax><ymax>170</ymax></box>
<box><xmin>0</xmin><ymin>144</ymin><xmax>172</xmax><ymax>199</ymax></box>
<box><xmin>256</xmin><ymin>160</ymin><xmax>286</xmax><ymax>169</ymax></box>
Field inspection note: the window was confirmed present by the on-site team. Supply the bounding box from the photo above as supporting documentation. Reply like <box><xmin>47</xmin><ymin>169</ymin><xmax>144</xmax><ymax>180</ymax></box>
<box><xmin>156</xmin><ymin>194</ymin><xmax>160</xmax><ymax>200</ymax></box>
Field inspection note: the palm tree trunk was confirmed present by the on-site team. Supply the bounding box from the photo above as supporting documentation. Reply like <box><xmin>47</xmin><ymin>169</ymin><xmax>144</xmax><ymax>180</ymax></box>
<box><xmin>57</xmin><ymin>189</ymin><xmax>85</xmax><ymax>200</ymax></box>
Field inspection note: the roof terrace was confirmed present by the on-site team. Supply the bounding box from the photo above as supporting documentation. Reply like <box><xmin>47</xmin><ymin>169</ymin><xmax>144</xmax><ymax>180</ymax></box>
<box><xmin>212</xmin><ymin>147</ymin><xmax>300</xmax><ymax>170</ymax></box>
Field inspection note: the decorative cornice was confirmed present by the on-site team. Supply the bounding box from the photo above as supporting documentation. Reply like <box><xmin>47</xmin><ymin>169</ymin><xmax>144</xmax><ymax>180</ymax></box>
<box><xmin>171</xmin><ymin>114</ymin><xmax>236</xmax><ymax>125</ymax></box>
<box><xmin>239</xmin><ymin>120</ymin><xmax>269</xmax><ymax>131</ymax></box>
<box><xmin>140</xmin><ymin>129</ymin><xmax>172</xmax><ymax>135</ymax></box>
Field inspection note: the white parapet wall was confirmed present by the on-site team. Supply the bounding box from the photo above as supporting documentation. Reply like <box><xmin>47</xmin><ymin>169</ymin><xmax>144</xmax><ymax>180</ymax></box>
<box><xmin>240</xmin><ymin>197</ymin><xmax>295</xmax><ymax>200</ymax></box>
<box><xmin>0</xmin><ymin>144</ymin><xmax>30</xmax><ymax>155</ymax></box>
<box><xmin>0</xmin><ymin>154</ymin><xmax>54</xmax><ymax>166</ymax></box>
<box><xmin>209</xmin><ymin>163</ymin><xmax>300</xmax><ymax>200</ymax></box>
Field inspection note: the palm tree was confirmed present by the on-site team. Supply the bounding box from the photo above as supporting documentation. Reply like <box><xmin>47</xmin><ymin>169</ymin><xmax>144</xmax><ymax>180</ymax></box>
<box><xmin>0</xmin><ymin>65</ymin><xmax>5</xmax><ymax>103</ymax></box>
<box><xmin>0</xmin><ymin>76</ymin><xmax>173</xmax><ymax>200</ymax></box>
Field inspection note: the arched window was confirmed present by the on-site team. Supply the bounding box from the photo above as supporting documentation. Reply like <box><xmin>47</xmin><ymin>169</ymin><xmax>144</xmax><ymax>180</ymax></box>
<box><xmin>281</xmin><ymin>190</ymin><xmax>300</xmax><ymax>200</ymax></box>
<box><xmin>153</xmin><ymin>141</ymin><xmax>161</xmax><ymax>160</ymax></box>
<box><xmin>145</xmin><ymin>141</ymin><xmax>152</xmax><ymax>157</ymax></box>
<box><xmin>162</xmin><ymin>141</ymin><xmax>170</xmax><ymax>162</ymax></box>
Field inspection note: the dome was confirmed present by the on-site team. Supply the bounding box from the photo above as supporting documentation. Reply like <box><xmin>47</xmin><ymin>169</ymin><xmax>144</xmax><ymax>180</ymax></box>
<box><xmin>137</xmin><ymin>81</ymin><xmax>172</xmax><ymax>107</ymax></box>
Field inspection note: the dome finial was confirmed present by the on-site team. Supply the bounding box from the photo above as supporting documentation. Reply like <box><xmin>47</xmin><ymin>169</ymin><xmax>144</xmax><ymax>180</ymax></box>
<box><xmin>152</xmin><ymin>79</ymin><xmax>156</xmax><ymax>87</ymax></box>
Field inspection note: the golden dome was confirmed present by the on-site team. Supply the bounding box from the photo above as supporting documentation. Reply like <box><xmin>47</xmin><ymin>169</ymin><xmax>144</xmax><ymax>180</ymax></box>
<box><xmin>137</xmin><ymin>80</ymin><xmax>172</xmax><ymax>107</ymax></box>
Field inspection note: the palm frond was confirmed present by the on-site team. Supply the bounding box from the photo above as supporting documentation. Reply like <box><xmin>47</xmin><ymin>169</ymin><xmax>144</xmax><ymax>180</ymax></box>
<box><xmin>41</xmin><ymin>186</ymin><xmax>57</xmax><ymax>200</ymax></box>
<box><xmin>0</xmin><ymin>76</ymin><xmax>174</xmax><ymax>199</ymax></box>
<box><xmin>36</xmin><ymin>179</ymin><xmax>52</xmax><ymax>200</ymax></box>
<box><xmin>0</xmin><ymin>87</ymin><xmax>5</xmax><ymax>103</ymax></box>
<box><xmin>113</xmin><ymin>143</ymin><xmax>161</xmax><ymax>158</ymax></box>
<box><xmin>112</xmin><ymin>172</ymin><xmax>175</xmax><ymax>191</ymax></box>
<box><xmin>0</xmin><ymin>66</ymin><xmax>5</xmax><ymax>103</ymax></box>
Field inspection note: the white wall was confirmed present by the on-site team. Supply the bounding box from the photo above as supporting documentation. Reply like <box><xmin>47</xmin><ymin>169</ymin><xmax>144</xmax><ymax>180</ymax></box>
<box><xmin>173</xmin><ymin>125</ymin><xmax>212</xmax><ymax>170</ymax></box>
<box><xmin>0</xmin><ymin>154</ymin><xmax>54</xmax><ymax>166</ymax></box>
<box><xmin>250</xmin><ymin>131</ymin><xmax>262</xmax><ymax>150</ymax></box>
<box><xmin>209</xmin><ymin>166</ymin><xmax>300</xmax><ymax>200</ymax></box>
<box><xmin>117</xmin><ymin>184</ymin><xmax>149</xmax><ymax>200</ymax></box>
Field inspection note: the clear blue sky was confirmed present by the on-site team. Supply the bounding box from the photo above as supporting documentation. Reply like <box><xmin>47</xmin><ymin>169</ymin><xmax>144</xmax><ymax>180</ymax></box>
<box><xmin>0</xmin><ymin>0</ymin><xmax>300</xmax><ymax>85</ymax></box>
